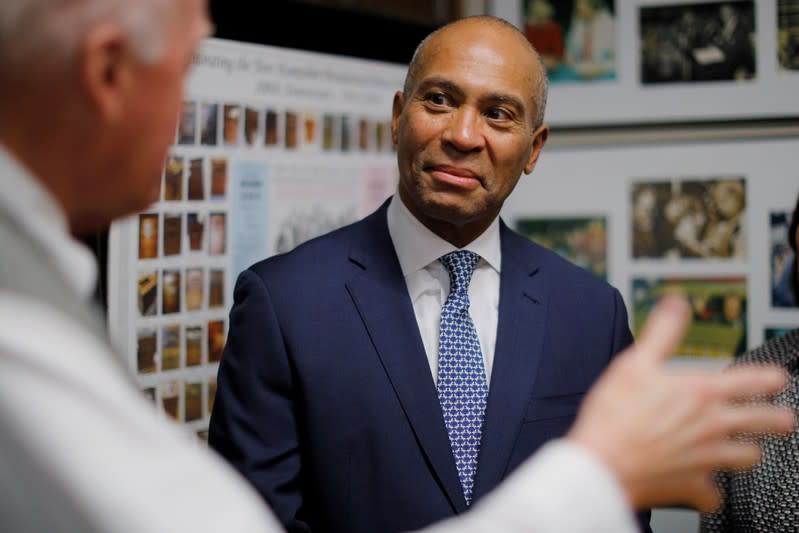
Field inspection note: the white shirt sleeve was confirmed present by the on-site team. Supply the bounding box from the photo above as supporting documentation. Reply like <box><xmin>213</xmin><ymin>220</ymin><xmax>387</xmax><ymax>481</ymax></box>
<box><xmin>0</xmin><ymin>291</ymin><xmax>281</xmax><ymax>533</ymax></box>
<box><xmin>424</xmin><ymin>440</ymin><xmax>638</xmax><ymax>533</ymax></box>
<box><xmin>0</xmin><ymin>291</ymin><xmax>635</xmax><ymax>533</ymax></box>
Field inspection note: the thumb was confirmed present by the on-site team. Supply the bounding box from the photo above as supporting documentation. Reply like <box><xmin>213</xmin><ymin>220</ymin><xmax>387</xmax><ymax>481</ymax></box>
<box><xmin>634</xmin><ymin>293</ymin><xmax>692</xmax><ymax>366</ymax></box>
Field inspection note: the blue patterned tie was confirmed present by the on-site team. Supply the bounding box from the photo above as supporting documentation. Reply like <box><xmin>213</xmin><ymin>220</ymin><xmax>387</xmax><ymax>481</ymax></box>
<box><xmin>437</xmin><ymin>250</ymin><xmax>488</xmax><ymax>506</ymax></box>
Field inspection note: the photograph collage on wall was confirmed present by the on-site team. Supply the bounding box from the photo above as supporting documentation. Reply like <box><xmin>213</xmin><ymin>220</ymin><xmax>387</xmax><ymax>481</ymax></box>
<box><xmin>630</xmin><ymin>175</ymin><xmax>748</xmax><ymax>359</ymax></box>
<box><xmin>130</xmin><ymin>96</ymin><xmax>397</xmax><ymax>436</ymax></box>
<box><xmin>133</xmin><ymin>146</ymin><xmax>230</xmax><ymax>436</ymax></box>
<box><xmin>497</xmin><ymin>0</ymin><xmax>799</xmax><ymax>126</ymax></box>
<box><xmin>515</xmin><ymin>216</ymin><xmax>608</xmax><ymax>279</ymax></box>
<box><xmin>178</xmin><ymin>101</ymin><xmax>395</xmax><ymax>154</ymax></box>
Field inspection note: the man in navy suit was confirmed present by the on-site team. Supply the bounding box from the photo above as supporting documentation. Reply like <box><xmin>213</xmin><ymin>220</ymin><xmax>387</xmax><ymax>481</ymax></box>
<box><xmin>209</xmin><ymin>15</ymin><xmax>649</xmax><ymax>532</ymax></box>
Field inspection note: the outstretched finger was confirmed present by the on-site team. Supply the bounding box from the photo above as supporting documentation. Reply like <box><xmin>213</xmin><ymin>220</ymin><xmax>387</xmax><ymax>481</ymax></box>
<box><xmin>634</xmin><ymin>293</ymin><xmax>692</xmax><ymax>366</ymax></box>
<box><xmin>717</xmin><ymin>364</ymin><xmax>789</xmax><ymax>402</ymax></box>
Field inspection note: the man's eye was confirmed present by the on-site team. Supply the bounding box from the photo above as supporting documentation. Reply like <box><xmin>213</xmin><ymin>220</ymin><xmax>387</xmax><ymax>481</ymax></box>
<box><xmin>426</xmin><ymin>93</ymin><xmax>448</xmax><ymax>106</ymax></box>
<box><xmin>485</xmin><ymin>108</ymin><xmax>510</xmax><ymax>120</ymax></box>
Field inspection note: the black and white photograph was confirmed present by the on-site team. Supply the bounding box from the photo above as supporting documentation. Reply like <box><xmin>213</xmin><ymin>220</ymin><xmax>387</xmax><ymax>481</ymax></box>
<box><xmin>640</xmin><ymin>1</ymin><xmax>755</xmax><ymax>84</ymax></box>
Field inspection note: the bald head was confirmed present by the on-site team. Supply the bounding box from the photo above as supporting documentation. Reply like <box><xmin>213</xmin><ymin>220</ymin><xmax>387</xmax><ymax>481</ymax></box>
<box><xmin>403</xmin><ymin>16</ymin><xmax>549</xmax><ymax>127</ymax></box>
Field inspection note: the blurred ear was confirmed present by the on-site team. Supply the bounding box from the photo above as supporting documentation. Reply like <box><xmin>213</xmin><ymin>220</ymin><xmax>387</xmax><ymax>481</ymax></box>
<box><xmin>390</xmin><ymin>91</ymin><xmax>405</xmax><ymax>147</ymax></box>
<box><xmin>79</xmin><ymin>22</ymin><xmax>135</xmax><ymax>121</ymax></box>
<box><xmin>523</xmin><ymin>123</ymin><xmax>549</xmax><ymax>175</ymax></box>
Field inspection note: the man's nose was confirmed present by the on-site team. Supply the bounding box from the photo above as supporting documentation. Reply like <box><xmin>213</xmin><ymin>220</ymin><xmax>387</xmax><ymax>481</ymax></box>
<box><xmin>441</xmin><ymin>107</ymin><xmax>485</xmax><ymax>152</ymax></box>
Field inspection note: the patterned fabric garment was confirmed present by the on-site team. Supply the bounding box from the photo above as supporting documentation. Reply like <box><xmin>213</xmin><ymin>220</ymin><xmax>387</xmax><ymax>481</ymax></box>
<box><xmin>700</xmin><ymin>328</ymin><xmax>799</xmax><ymax>532</ymax></box>
<box><xmin>436</xmin><ymin>250</ymin><xmax>488</xmax><ymax>506</ymax></box>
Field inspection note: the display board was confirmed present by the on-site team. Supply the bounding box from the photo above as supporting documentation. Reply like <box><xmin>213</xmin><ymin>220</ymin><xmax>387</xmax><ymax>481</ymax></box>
<box><xmin>108</xmin><ymin>38</ymin><xmax>403</xmax><ymax>436</ymax></box>
<box><xmin>502</xmin><ymin>136</ymin><xmax>798</xmax><ymax>362</ymax></box>
<box><xmin>491</xmin><ymin>0</ymin><xmax>799</xmax><ymax>126</ymax></box>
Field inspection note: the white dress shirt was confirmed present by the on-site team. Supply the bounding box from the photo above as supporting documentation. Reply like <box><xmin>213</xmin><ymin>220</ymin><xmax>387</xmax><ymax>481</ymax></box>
<box><xmin>0</xmin><ymin>145</ymin><xmax>97</xmax><ymax>300</ymax></box>
<box><xmin>387</xmin><ymin>194</ymin><xmax>500</xmax><ymax>384</ymax></box>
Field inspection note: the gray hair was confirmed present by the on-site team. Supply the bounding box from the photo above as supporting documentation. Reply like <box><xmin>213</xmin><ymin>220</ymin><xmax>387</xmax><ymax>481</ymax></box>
<box><xmin>402</xmin><ymin>16</ymin><xmax>549</xmax><ymax>128</ymax></box>
<box><xmin>0</xmin><ymin>0</ymin><xmax>173</xmax><ymax>78</ymax></box>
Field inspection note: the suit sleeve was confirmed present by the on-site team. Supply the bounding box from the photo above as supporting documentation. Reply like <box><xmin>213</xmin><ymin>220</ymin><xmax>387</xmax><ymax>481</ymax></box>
<box><xmin>208</xmin><ymin>268</ymin><xmax>310</xmax><ymax>533</ymax></box>
<box><xmin>610</xmin><ymin>288</ymin><xmax>653</xmax><ymax>533</ymax></box>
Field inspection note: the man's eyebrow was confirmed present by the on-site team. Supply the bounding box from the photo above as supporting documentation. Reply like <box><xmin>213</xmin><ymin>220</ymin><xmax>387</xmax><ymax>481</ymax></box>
<box><xmin>480</xmin><ymin>93</ymin><xmax>526</xmax><ymax>113</ymax></box>
<box><xmin>414</xmin><ymin>78</ymin><xmax>464</xmax><ymax>98</ymax></box>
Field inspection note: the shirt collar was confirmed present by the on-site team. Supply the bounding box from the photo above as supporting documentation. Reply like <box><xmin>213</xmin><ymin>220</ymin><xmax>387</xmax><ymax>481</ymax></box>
<box><xmin>387</xmin><ymin>193</ymin><xmax>501</xmax><ymax>276</ymax></box>
<box><xmin>0</xmin><ymin>144</ymin><xmax>98</xmax><ymax>300</ymax></box>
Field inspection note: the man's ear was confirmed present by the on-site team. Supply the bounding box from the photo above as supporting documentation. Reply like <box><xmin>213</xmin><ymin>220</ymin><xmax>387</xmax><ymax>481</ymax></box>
<box><xmin>79</xmin><ymin>23</ymin><xmax>134</xmax><ymax>121</ymax></box>
<box><xmin>523</xmin><ymin>123</ymin><xmax>549</xmax><ymax>175</ymax></box>
<box><xmin>390</xmin><ymin>91</ymin><xmax>405</xmax><ymax>147</ymax></box>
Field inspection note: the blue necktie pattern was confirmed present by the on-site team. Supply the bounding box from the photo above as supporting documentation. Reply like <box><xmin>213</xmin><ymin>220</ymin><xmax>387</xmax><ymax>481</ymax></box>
<box><xmin>437</xmin><ymin>250</ymin><xmax>488</xmax><ymax>506</ymax></box>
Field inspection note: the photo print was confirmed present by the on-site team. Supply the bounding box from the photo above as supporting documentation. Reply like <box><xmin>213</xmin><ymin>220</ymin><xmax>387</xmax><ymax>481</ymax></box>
<box><xmin>138</xmin><ymin>213</ymin><xmax>159</xmax><ymax>260</ymax></box>
<box><xmin>765</xmin><ymin>327</ymin><xmax>795</xmax><ymax>341</ymax></box>
<box><xmin>770</xmin><ymin>210</ymin><xmax>797</xmax><ymax>307</ymax></box>
<box><xmin>516</xmin><ymin>216</ymin><xmax>607</xmax><ymax>278</ymax></box>
<box><xmin>136</xmin><ymin>327</ymin><xmax>157</xmax><ymax>374</ymax></box>
<box><xmin>137</xmin><ymin>271</ymin><xmax>158</xmax><ymax>317</ymax></box>
<box><xmin>161</xmin><ymin>324</ymin><xmax>181</xmax><ymax>371</ymax></box>
<box><xmin>265</xmin><ymin>109</ymin><xmax>279</xmax><ymax>146</ymax></box>
<box><xmin>207</xmin><ymin>319</ymin><xmax>225</xmax><ymax>363</ymax></box>
<box><xmin>211</xmin><ymin>158</ymin><xmax>228</xmax><ymax>200</ymax></box>
<box><xmin>185</xmin><ymin>325</ymin><xmax>203</xmax><ymax>367</ymax></box>
<box><xmin>162</xmin><ymin>269</ymin><xmax>181</xmax><ymax>314</ymax></box>
<box><xmin>162</xmin><ymin>156</ymin><xmax>183</xmax><ymax>202</ymax></box>
<box><xmin>178</xmin><ymin>101</ymin><xmax>197</xmax><ymax>145</ymax></box>
<box><xmin>778</xmin><ymin>0</ymin><xmax>799</xmax><ymax>70</ymax></box>
<box><xmin>640</xmin><ymin>1</ymin><xmax>755</xmax><ymax>84</ymax></box>
<box><xmin>188</xmin><ymin>158</ymin><xmax>205</xmax><ymax>201</ymax></box>
<box><xmin>162</xmin><ymin>213</ymin><xmax>182</xmax><ymax>256</ymax></box>
<box><xmin>186</xmin><ymin>212</ymin><xmax>205</xmax><ymax>252</ymax></box>
<box><xmin>185</xmin><ymin>267</ymin><xmax>204</xmax><ymax>311</ymax></box>
<box><xmin>160</xmin><ymin>380</ymin><xmax>181</xmax><ymax>421</ymax></box>
<box><xmin>631</xmin><ymin>177</ymin><xmax>746</xmax><ymax>260</ymax></box>
<box><xmin>200</xmin><ymin>102</ymin><xmax>218</xmax><ymax>146</ymax></box>
<box><xmin>523</xmin><ymin>0</ymin><xmax>616</xmax><ymax>83</ymax></box>
<box><xmin>208</xmin><ymin>212</ymin><xmax>227</xmax><ymax>255</ymax></box>
<box><xmin>244</xmin><ymin>107</ymin><xmax>260</xmax><ymax>146</ymax></box>
<box><xmin>223</xmin><ymin>104</ymin><xmax>241</xmax><ymax>146</ymax></box>
<box><xmin>185</xmin><ymin>382</ymin><xmax>203</xmax><ymax>422</ymax></box>
<box><xmin>633</xmin><ymin>277</ymin><xmax>747</xmax><ymax>358</ymax></box>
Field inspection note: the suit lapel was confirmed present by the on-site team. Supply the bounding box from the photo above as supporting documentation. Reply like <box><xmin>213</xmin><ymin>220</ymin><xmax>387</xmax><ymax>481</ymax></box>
<box><xmin>344</xmin><ymin>204</ymin><xmax>468</xmax><ymax>513</ymax></box>
<box><xmin>472</xmin><ymin>223</ymin><xmax>548</xmax><ymax>500</ymax></box>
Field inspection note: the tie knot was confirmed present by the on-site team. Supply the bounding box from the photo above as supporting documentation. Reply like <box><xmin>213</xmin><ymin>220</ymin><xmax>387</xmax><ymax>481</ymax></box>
<box><xmin>440</xmin><ymin>250</ymin><xmax>480</xmax><ymax>294</ymax></box>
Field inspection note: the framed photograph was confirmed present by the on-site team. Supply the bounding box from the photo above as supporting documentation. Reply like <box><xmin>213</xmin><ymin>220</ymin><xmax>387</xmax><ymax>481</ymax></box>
<box><xmin>770</xmin><ymin>210</ymin><xmax>797</xmax><ymax>307</ymax></box>
<box><xmin>765</xmin><ymin>326</ymin><xmax>796</xmax><ymax>340</ymax></box>
<box><xmin>137</xmin><ymin>271</ymin><xmax>158</xmax><ymax>317</ymax></box>
<box><xmin>178</xmin><ymin>101</ymin><xmax>197</xmax><ymax>145</ymax></box>
<box><xmin>523</xmin><ymin>0</ymin><xmax>617</xmax><ymax>84</ymax></box>
<box><xmin>631</xmin><ymin>177</ymin><xmax>746</xmax><ymax>260</ymax></box>
<box><xmin>161</xmin><ymin>324</ymin><xmax>181</xmax><ymax>371</ymax></box>
<box><xmin>138</xmin><ymin>213</ymin><xmax>159</xmax><ymax>260</ymax></box>
<box><xmin>515</xmin><ymin>216</ymin><xmax>607</xmax><ymax>278</ymax></box>
<box><xmin>490</xmin><ymin>0</ymin><xmax>799</xmax><ymax>126</ymax></box>
<box><xmin>632</xmin><ymin>276</ymin><xmax>747</xmax><ymax>358</ymax></box>
<box><xmin>185</xmin><ymin>325</ymin><xmax>203</xmax><ymax>367</ymax></box>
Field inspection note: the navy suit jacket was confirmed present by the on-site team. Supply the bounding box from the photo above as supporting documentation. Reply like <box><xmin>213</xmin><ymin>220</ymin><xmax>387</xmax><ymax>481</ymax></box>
<box><xmin>209</xmin><ymin>201</ymin><xmax>649</xmax><ymax>532</ymax></box>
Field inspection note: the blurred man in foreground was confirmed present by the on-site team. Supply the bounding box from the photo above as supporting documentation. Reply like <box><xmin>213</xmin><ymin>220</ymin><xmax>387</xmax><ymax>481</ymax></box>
<box><xmin>0</xmin><ymin>3</ymin><xmax>793</xmax><ymax>532</ymax></box>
